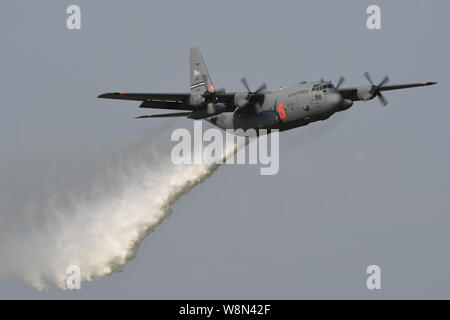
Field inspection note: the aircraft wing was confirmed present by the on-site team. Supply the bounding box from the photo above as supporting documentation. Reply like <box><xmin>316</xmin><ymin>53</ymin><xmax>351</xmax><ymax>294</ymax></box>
<box><xmin>98</xmin><ymin>92</ymin><xmax>237</xmax><ymax>111</ymax></box>
<box><xmin>377</xmin><ymin>82</ymin><xmax>437</xmax><ymax>92</ymax></box>
<box><xmin>337</xmin><ymin>87</ymin><xmax>358</xmax><ymax>100</ymax></box>
<box><xmin>339</xmin><ymin>82</ymin><xmax>437</xmax><ymax>101</ymax></box>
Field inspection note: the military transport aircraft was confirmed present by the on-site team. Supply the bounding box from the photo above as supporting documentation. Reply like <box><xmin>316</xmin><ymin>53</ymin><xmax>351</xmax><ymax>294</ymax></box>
<box><xmin>98</xmin><ymin>47</ymin><xmax>436</xmax><ymax>133</ymax></box>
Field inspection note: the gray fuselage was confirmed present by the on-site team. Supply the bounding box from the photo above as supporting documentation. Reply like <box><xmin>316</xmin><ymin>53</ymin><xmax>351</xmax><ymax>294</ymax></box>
<box><xmin>208</xmin><ymin>80</ymin><xmax>352</xmax><ymax>132</ymax></box>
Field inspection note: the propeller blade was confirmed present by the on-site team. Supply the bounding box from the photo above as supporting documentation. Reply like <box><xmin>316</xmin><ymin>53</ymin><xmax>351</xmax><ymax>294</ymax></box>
<box><xmin>336</xmin><ymin>76</ymin><xmax>345</xmax><ymax>89</ymax></box>
<box><xmin>241</xmin><ymin>76</ymin><xmax>267</xmax><ymax>95</ymax></box>
<box><xmin>378</xmin><ymin>75</ymin><xmax>390</xmax><ymax>88</ymax></box>
<box><xmin>239</xmin><ymin>77</ymin><xmax>267</xmax><ymax>112</ymax></box>
<box><xmin>241</xmin><ymin>77</ymin><xmax>251</xmax><ymax>92</ymax></box>
<box><xmin>364</xmin><ymin>71</ymin><xmax>375</xmax><ymax>86</ymax></box>
<box><xmin>255</xmin><ymin>83</ymin><xmax>267</xmax><ymax>93</ymax></box>
<box><xmin>377</xmin><ymin>92</ymin><xmax>388</xmax><ymax>107</ymax></box>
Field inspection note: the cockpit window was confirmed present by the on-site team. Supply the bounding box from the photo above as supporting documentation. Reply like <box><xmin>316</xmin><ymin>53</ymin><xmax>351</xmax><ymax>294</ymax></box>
<box><xmin>313</xmin><ymin>83</ymin><xmax>333</xmax><ymax>90</ymax></box>
<box><xmin>312</xmin><ymin>83</ymin><xmax>334</xmax><ymax>91</ymax></box>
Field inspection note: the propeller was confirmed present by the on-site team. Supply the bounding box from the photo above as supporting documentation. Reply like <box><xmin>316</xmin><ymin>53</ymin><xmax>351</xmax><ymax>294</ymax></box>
<box><xmin>241</xmin><ymin>77</ymin><xmax>267</xmax><ymax>96</ymax></box>
<box><xmin>202</xmin><ymin>86</ymin><xmax>226</xmax><ymax>103</ymax></box>
<box><xmin>240</xmin><ymin>77</ymin><xmax>267</xmax><ymax>112</ymax></box>
<box><xmin>335</xmin><ymin>76</ymin><xmax>346</xmax><ymax>89</ymax></box>
<box><xmin>364</xmin><ymin>71</ymin><xmax>390</xmax><ymax>106</ymax></box>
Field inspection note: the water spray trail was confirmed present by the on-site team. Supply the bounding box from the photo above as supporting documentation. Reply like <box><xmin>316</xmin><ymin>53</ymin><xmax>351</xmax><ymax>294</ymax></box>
<box><xmin>0</xmin><ymin>131</ymin><xmax>248</xmax><ymax>289</ymax></box>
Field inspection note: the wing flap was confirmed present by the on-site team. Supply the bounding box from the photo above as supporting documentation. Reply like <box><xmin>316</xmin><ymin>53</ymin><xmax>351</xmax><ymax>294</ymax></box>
<box><xmin>139</xmin><ymin>100</ymin><xmax>193</xmax><ymax>110</ymax></box>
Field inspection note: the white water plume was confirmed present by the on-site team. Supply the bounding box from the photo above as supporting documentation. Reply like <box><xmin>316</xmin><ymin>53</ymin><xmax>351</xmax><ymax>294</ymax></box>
<box><xmin>0</xmin><ymin>129</ymin><xmax>247</xmax><ymax>290</ymax></box>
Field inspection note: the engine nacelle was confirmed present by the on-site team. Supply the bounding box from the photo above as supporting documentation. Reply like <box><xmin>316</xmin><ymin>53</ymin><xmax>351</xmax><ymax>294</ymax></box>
<box><xmin>233</xmin><ymin>92</ymin><xmax>250</xmax><ymax>108</ymax></box>
<box><xmin>189</xmin><ymin>93</ymin><xmax>205</xmax><ymax>107</ymax></box>
<box><xmin>357</xmin><ymin>86</ymin><xmax>374</xmax><ymax>101</ymax></box>
<box><xmin>189</xmin><ymin>103</ymin><xmax>226</xmax><ymax>119</ymax></box>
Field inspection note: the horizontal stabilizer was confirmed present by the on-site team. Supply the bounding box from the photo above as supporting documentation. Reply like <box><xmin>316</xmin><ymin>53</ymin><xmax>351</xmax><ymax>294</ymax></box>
<box><xmin>135</xmin><ymin>112</ymin><xmax>191</xmax><ymax>119</ymax></box>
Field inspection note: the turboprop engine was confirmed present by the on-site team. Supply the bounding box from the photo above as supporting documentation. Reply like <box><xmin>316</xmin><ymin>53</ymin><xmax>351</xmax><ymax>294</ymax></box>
<box><xmin>188</xmin><ymin>103</ymin><xmax>227</xmax><ymax>120</ymax></box>
<box><xmin>189</xmin><ymin>93</ymin><xmax>205</xmax><ymax>107</ymax></box>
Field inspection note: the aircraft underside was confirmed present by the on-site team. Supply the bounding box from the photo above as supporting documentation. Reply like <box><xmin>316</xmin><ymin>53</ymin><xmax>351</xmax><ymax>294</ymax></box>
<box><xmin>207</xmin><ymin>110</ymin><xmax>336</xmax><ymax>133</ymax></box>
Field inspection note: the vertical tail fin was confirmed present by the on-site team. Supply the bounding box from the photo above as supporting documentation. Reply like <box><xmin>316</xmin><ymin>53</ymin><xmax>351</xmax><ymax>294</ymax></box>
<box><xmin>190</xmin><ymin>47</ymin><xmax>215</xmax><ymax>94</ymax></box>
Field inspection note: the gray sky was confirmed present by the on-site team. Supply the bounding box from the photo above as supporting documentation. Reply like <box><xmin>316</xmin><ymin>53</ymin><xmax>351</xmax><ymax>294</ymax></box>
<box><xmin>0</xmin><ymin>0</ymin><xmax>449</xmax><ymax>299</ymax></box>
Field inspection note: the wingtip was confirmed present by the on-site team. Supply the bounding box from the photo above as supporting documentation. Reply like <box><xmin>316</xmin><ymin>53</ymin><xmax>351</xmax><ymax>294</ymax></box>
<box><xmin>98</xmin><ymin>92</ymin><xmax>127</xmax><ymax>98</ymax></box>
<box><xmin>135</xmin><ymin>115</ymin><xmax>152</xmax><ymax>119</ymax></box>
<box><xmin>422</xmin><ymin>81</ymin><xmax>437</xmax><ymax>86</ymax></box>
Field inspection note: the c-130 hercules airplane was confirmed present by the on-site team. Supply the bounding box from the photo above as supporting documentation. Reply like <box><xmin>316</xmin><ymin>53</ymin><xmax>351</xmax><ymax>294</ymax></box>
<box><xmin>99</xmin><ymin>47</ymin><xmax>436</xmax><ymax>133</ymax></box>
